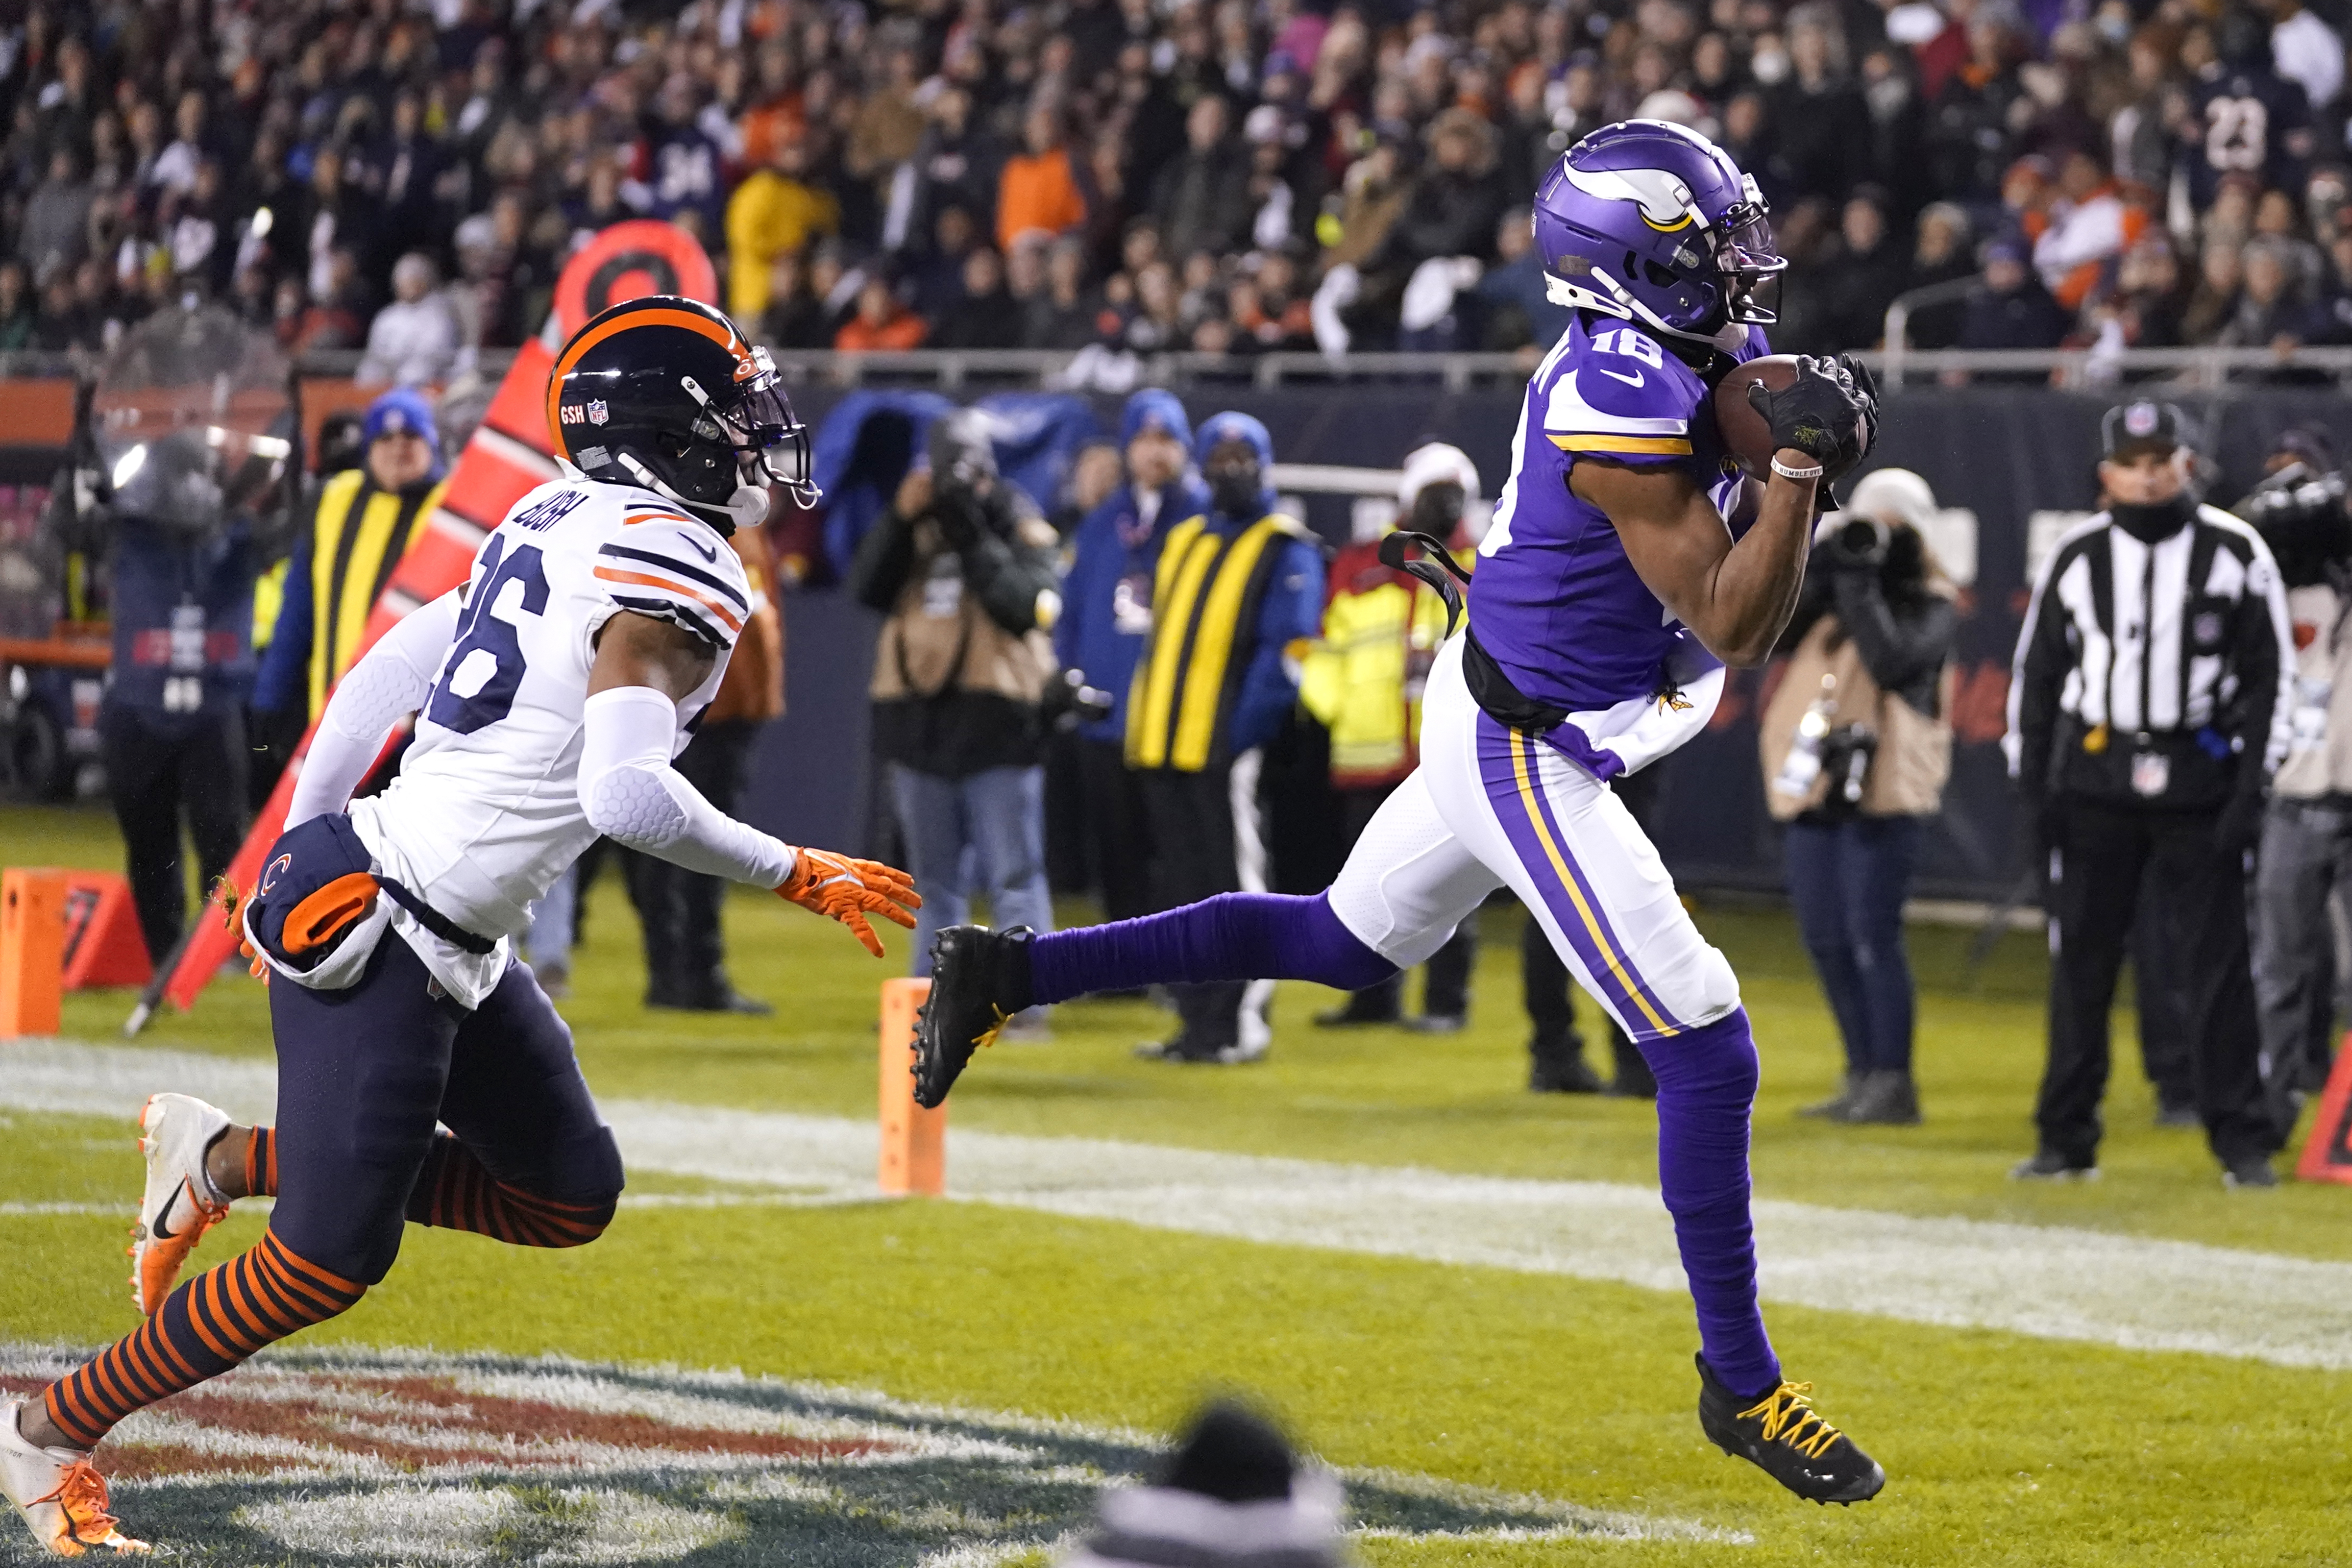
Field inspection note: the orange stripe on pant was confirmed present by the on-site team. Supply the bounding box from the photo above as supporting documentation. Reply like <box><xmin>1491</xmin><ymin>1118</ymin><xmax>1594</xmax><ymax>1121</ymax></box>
<box><xmin>41</xmin><ymin>1227</ymin><xmax>366</xmax><ymax>1449</ymax></box>
<box><xmin>404</xmin><ymin>1133</ymin><xmax>616</xmax><ymax>1250</ymax></box>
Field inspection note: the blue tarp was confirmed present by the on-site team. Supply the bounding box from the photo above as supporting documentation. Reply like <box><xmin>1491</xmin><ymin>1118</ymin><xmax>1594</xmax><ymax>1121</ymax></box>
<box><xmin>812</xmin><ymin>390</ymin><xmax>1105</xmax><ymax>577</ymax></box>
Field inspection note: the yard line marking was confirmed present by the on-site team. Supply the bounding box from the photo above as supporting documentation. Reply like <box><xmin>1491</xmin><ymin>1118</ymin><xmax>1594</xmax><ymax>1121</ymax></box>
<box><xmin>13</xmin><ymin>1039</ymin><xmax>2352</xmax><ymax>1371</ymax></box>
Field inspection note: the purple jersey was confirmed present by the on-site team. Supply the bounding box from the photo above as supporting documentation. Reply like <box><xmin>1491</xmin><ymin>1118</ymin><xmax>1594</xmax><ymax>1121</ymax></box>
<box><xmin>1470</xmin><ymin>312</ymin><xmax>1759</xmax><ymax>723</ymax></box>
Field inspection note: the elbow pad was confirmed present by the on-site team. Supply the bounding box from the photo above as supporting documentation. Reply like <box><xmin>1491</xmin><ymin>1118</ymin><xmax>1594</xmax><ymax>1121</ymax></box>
<box><xmin>577</xmin><ymin>686</ymin><xmax>795</xmax><ymax>886</ymax></box>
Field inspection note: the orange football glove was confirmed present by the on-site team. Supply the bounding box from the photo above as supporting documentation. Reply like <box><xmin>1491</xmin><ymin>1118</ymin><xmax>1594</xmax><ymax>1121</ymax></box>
<box><xmin>777</xmin><ymin>848</ymin><xmax>921</xmax><ymax>956</ymax></box>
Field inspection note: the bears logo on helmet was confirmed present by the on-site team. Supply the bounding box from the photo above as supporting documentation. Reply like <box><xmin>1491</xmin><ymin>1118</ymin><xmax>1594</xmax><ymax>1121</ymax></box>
<box><xmin>547</xmin><ymin>295</ymin><xmax>819</xmax><ymax>534</ymax></box>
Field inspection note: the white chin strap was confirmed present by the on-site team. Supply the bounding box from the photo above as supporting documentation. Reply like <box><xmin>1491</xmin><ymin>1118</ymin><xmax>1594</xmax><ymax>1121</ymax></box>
<box><xmin>720</xmin><ymin>482</ymin><xmax>773</xmax><ymax>531</ymax></box>
<box><xmin>1546</xmin><ymin>266</ymin><xmax>1749</xmax><ymax>353</ymax></box>
<box><xmin>613</xmin><ymin>451</ymin><xmax>768</xmax><ymax>534</ymax></box>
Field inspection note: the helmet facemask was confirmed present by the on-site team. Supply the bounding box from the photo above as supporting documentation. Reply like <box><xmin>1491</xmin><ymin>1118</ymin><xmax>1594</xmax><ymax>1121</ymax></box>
<box><xmin>1712</xmin><ymin>177</ymin><xmax>1785</xmax><ymax>328</ymax></box>
<box><xmin>679</xmin><ymin>347</ymin><xmax>819</xmax><ymax>508</ymax></box>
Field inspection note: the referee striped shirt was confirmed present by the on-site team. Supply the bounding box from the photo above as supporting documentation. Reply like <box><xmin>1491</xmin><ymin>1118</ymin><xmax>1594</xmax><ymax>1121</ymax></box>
<box><xmin>2006</xmin><ymin>504</ymin><xmax>2294</xmax><ymax>795</ymax></box>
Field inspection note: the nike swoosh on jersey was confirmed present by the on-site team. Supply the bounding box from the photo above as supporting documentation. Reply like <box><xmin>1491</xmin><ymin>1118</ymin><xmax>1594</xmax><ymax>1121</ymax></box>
<box><xmin>683</xmin><ymin>535</ymin><xmax>719</xmax><ymax>563</ymax></box>
<box><xmin>1593</xmin><ymin>366</ymin><xmax>1645</xmax><ymax>388</ymax></box>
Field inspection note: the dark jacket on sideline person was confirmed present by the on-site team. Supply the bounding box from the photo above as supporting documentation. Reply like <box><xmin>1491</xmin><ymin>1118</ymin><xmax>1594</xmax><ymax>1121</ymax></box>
<box><xmin>850</xmin><ymin>464</ymin><xmax>1063</xmax><ymax>778</ymax></box>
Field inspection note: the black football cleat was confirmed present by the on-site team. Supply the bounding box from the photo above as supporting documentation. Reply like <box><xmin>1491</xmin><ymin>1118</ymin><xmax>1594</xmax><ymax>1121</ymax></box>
<box><xmin>1696</xmin><ymin>1354</ymin><xmax>1885</xmax><ymax>1506</ymax></box>
<box><xmin>912</xmin><ymin>925</ymin><xmax>1035</xmax><ymax>1107</ymax></box>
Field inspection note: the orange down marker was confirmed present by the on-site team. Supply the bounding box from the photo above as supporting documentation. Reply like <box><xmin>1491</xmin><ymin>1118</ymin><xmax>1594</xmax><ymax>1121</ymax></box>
<box><xmin>0</xmin><ymin>868</ymin><xmax>68</xmax><ymax>1036</ymax></box>
<box><xmin>878</xmin><ymin>978</ymin><xmax>944</xmax><ymax>1195</ymax></box>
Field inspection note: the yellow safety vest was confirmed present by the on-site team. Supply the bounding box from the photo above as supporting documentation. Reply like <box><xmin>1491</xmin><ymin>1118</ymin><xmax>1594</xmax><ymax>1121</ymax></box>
<box><xmin>251</xmin><ymin>558</ymin><xmax>287</xmax><ymax>649</ymax></box>
<box><xmin>307</xmin><ymin>469</ymin><xmax>449</xmax><ymax>719</ymax></box>
<box><xmin>1298</xmin><ymin>560</ymin><xmax>1454</xmax><ymax>786</ymax></box>
<box><xmin>1126</xmin><ymin>511</ymin><xmax>1308</xmax><ymax>772</ymax></box>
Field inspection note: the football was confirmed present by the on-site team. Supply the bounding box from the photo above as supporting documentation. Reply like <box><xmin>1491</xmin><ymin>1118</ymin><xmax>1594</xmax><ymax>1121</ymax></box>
<box><xmin>1710</xmin><ymin>354</ymin><xmax>1867</xmax><ymax>481</ymax></box>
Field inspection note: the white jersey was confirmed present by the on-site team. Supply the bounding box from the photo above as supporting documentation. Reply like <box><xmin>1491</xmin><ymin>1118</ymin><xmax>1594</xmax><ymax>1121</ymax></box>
<box><xmin>351</xmin><ymin>476</ymin><xmax>749</xmax><ymax>1004</ymax></box>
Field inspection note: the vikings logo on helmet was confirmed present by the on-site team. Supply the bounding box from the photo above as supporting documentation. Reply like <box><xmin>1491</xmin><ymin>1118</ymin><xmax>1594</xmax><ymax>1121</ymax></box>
<box><xmin>1534</xmin><ymin>119</ymin><xmax>1784</xmax><ymax>353</ymax></box>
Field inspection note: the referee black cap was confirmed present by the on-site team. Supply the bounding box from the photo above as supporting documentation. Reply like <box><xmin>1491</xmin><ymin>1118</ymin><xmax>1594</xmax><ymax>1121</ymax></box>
<box><xmin>2102</xmin><ymin>400</ymin><xmax>2194</xmax><ymax>459</ymax></box>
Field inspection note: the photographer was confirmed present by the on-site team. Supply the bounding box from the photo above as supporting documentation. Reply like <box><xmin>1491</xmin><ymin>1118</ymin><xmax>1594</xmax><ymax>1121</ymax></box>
<box><xmin>2007</xmin><ymin>401</ymin><xmax>2293</xmax><ymax>1187</ymax></box>
<box><xmin>1761</xmin><ymin>469</ymin><xmax>1958</xmax><ymax>1127</ymax></box>
<box><xmin>851</xmin><ymin>410</ymin><xmax>1063</xmax><ymax>993</ymax></box>
<box><xmin>2237</xmin><ymin>425</ymin><xmax>2352</xmax><ymax>1129</ymax></box>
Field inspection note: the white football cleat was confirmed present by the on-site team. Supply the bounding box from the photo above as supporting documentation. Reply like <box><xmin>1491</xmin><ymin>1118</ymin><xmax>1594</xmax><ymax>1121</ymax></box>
<box><xmin>0</xmin><ymin>1400</ymin><xmax>147</xmax><ymax>1556</ymax></box>
<box><xmin>128</xmin><ymin>1093</ymin><xmax>231</xmax><ymax>1317</ymax></box>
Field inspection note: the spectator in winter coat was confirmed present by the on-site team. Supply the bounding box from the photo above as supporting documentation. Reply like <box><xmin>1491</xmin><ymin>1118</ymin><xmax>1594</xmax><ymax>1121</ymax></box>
<box><xmin>760</xmin><ymin>252</ymin><xmax>835</xmax><ymax>350</ymax></box>
<box><xmin>2034</xmin><ymin>148</ymin><xmax>2146</xmax><ymax>313</ymax></box>
<box><xmin>1765</xmin><ymin>10</ymin><xmax>1872</xmax><ymax>203</ymax></box>
<box><xmin>935</xmin><ymin>248</ymin><xmax>1025</xmax><ymax>348</ymax></box>
<box><xmin>1475</xmin><ymin>206</ymin><xmax>1573</xmax><ymax>351</ymax></box>
<box><xmin>355</xmin><ymin>253</ymin><xmax>458</xmax><ymax>387</ymax></box>
<box><xmin>2218</xmin><ymin>238</ymin><xmax>2314</xmax><ymax>355</ymax></box>
<box><xmin>1151</xmin><ymin>97</ymin><xmax>1254</xmax><ymax>264</ymax></box>
<box><xmin>998</xmin><ymin>105</ymin><xmax>1091</xmax><ymax>253</ymax></box>
<box><xmin>725</xmin><ymin>140</ymin><xmax>843</xmax><ymax>322</ymax></box>
<box><xmin>1900</xmin><ymin>202</ymin><xmax>1978</xmax><ymax>349</ymax></box>
<box><xmin>1812</xmin><ymin>190</ymin><xmax>1910</xmax><ymax>351</ymax></box>
<box><xmin>1367</xmin><ymin>109</ymin><xmax>1511</xmax><ymax>277</ymax></box>
<box><xmin>2098</xmin><ymin>236</ymin><xmax>2190</xmax><ymax>348</ymax></box>
<box><xmin>20</xmin><ymin>149</ymin><xmax>92</xmax><ymax>282</ymax></box>
<box><xmin>907</xmin><ymin>88</ymin><xmax>1005</xmax><ymax>265</ymax></box>
<box><xmin>835</xmin><ymin>275</ymin><xmax>929</xmax><ymax>351</ymax></box>
<box><xmin>1959</xmin><ymin>239</ymin><xmax>2071</xmax><ymax>352</ymax></box>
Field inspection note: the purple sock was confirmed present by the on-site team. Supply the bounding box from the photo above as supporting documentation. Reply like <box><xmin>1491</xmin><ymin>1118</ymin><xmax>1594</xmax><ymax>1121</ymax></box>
<box><xmin>1028</xmin><ymin>892</ymin><xmax>1396</xmax><ymax>1006</ymax></box>
<box><xmin>1638</xmin><ymin>1005</ymin><xmax>1781</xmax><ymax>1397</ymax></box>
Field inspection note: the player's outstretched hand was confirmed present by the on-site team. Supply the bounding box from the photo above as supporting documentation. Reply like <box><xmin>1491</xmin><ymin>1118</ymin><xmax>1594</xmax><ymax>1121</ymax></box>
<box><xmin>1744</xmin><ymin>355</ymin><xmax>1868</xmax><ymax>476</ymax></box>
<box><xmin>778</xmin><ymin>848</ymin><xmax>922</xmax><ymax>957</ymax></box>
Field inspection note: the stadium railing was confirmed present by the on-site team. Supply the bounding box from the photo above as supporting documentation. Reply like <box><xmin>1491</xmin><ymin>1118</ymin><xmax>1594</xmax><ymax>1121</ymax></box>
<box><xmin>9</xmin><ymin>341</ymin><xmax>2352</xmax><ymax>393</ymax></box>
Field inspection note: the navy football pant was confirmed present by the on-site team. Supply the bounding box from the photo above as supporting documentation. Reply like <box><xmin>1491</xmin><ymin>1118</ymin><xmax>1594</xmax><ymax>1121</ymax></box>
<box><xmin>268</xmin><ymin>935</ymin><xmax>625</xmax><ymax>1284</ymax></box>
<box><xmin>44</xmin><ymin>935</ymin><xmax>622</xmax><ymax>1447</ymax></box>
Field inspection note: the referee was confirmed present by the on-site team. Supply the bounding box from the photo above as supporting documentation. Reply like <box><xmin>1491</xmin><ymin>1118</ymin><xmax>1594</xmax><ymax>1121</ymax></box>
<box><xmin>2005</xmin><ymin>401</ymin><xmax>2294</xmax><ymax>1187</ymax></box>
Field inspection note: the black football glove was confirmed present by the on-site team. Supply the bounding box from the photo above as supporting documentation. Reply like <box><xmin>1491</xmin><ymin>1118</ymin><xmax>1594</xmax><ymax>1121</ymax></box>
<box><xmin>1836</xmin><ymin>353</ymin><xmax>1881</xmax><ymax>461</ymax></box>
<box><xmin>1745</xmin><ymin>355</ymin><xmax>1869</xmax><ymax>477</ymax></box>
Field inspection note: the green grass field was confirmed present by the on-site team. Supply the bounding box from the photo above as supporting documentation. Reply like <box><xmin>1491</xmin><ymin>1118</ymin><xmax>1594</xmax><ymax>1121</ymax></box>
<box><xmin>4</xmin><ymin>801</ymin><xmax>2350</xmax><ymax>1566</ymax></box>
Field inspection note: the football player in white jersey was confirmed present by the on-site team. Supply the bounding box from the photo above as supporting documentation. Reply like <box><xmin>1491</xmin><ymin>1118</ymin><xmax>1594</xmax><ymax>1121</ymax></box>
<box><xmin>1</xmin><ymin>297</ymin><xmax>918</xmax><ymax>1558</ymax></box>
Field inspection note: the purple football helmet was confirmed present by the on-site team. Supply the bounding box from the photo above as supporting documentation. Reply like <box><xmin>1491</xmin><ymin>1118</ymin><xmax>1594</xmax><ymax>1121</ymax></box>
<box><xmin>1533</xmin><ymin>120</ymin><xmax>1784</xmax><ymax>351</ymax></box>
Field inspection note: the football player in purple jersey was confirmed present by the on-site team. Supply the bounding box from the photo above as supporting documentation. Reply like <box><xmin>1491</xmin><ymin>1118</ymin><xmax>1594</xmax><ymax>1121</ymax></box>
<box><xmin>914</xmin><ymin>121</ymin><xmax>1884</xmax><ymax>1505</ymax></box>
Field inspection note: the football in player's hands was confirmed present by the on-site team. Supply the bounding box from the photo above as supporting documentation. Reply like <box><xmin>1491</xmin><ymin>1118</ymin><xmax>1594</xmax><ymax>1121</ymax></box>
<box><xmin>1710</xmin><ymin>355</ymin><xmax>1872</xmax><ymax>482</ymax></box>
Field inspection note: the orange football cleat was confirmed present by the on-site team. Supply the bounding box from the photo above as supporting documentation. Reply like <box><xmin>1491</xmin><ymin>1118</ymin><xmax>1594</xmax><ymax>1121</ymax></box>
<box><xmin>128</xmin><ymin>1094</ymin><xmax>231</xmax><ymax>1317</ymax></box>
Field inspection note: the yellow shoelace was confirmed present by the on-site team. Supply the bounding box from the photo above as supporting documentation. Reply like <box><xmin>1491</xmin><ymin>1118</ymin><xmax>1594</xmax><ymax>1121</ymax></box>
<box><xmin>969</xmin><ymin>1005</ymin><xmax>1012</xmax><ymax>1052</ymax></box>
<box><xmin>1739</xmin><ymin>1381</ymin><xmax>1842</xmax><ymax>1460</ymax></box>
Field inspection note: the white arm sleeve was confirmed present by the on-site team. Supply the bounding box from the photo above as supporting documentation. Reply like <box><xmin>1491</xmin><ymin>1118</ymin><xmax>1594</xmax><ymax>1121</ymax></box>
<box><xmin>285</xmin><ymin>590</ymin><xmax>464</xmax><ymax>829</ymax></box>
<box><xmin>578</xmin><ymin>685</ymin><xmax>799</xmax><ymax>887</ymax></box>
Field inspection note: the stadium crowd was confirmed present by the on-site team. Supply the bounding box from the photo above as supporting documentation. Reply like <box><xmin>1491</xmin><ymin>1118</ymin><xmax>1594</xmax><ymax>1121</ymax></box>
<box><xmin>2</xmin><ymin>0</ymin><xmax>2352</xmax><ymax>366</ymax></box>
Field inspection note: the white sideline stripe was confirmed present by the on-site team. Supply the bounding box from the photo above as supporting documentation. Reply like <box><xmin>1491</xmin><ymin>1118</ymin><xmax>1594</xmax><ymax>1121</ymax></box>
<box><xmin>10</xmin><ymin>1039</ymin><xmax>2352</xmax><ymax>1371</ymax></box>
